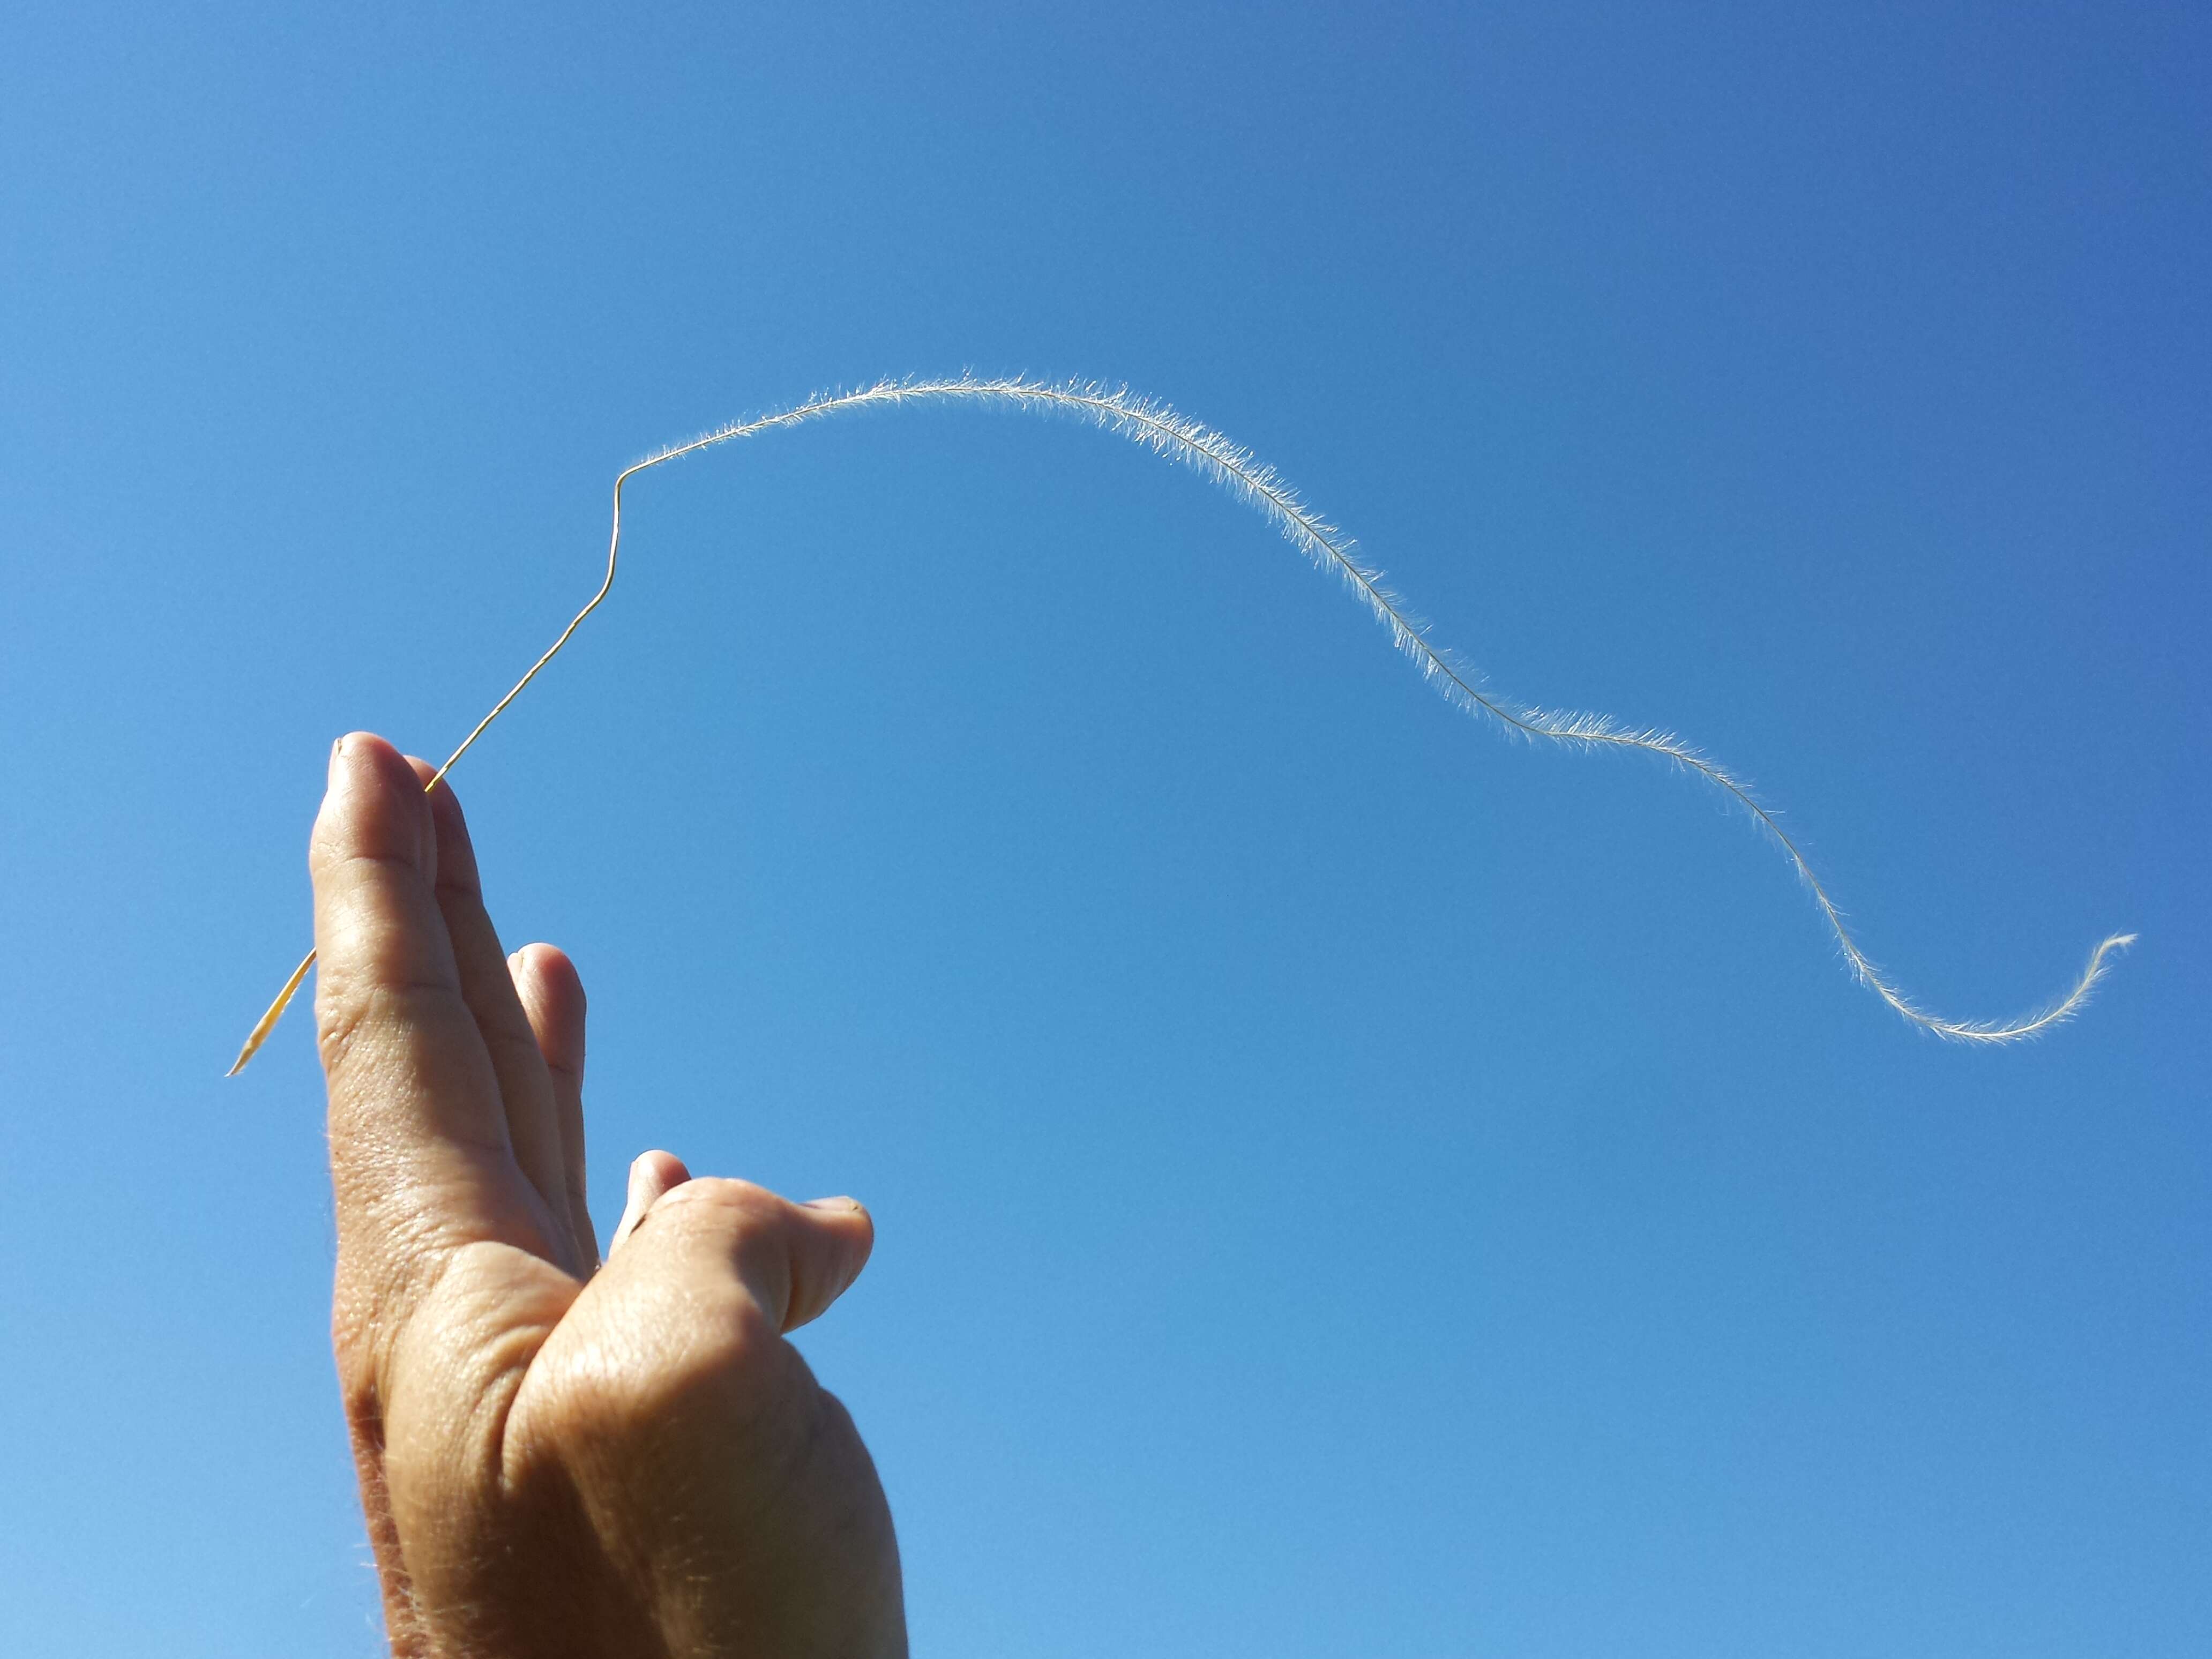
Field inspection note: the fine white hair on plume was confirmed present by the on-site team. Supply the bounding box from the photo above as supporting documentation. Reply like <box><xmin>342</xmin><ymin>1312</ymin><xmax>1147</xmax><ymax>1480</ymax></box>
<box><xmin>226</xmin><ymin>375</ymin><xmax>2134</xmax><ymax>1073</ymax></box>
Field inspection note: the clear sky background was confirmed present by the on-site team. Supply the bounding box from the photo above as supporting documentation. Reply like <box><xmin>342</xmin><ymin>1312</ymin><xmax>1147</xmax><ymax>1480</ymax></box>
<box><xmin>2</xmin><ymin>3</ymin><xmax>2206</xmax><ymax>1654</ymax></box>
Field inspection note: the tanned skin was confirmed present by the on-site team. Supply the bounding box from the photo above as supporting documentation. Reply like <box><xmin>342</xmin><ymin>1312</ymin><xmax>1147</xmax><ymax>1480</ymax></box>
<box><xmin>311</xmin><ymin>732</ymin><xmax>905</xmax><ymax>1657</ymax></box>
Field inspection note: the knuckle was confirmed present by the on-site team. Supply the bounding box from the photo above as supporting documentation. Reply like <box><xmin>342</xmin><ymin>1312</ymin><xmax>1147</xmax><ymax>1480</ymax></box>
<box><xmin>656</xmin><ymin>1177</ymin><xmax>788</xmax><ymax>1239</ymax></box>
<box><xmin>312</xmin><ymin>982</ymin><xmax>377</xmax><ymax>1078</ymax></box>
<box><xmin>329</xmin><ymin>1299</ymin><xmax>383</xmax><ymax>1418</ymax></box>
<box><xmin>312</xmin><ymin>971</ymin><xmax>457</xmax><ymax>1082</ymax></box>
<box><xmin>325</xmin><ymin>1206</ymin><xmax>466</xmax><ymax>1411</ymax></box>
<box><xmin>558</xmin><ymin>1291</ymin><xmax>802</xmax><ymax>1450</ymax></box>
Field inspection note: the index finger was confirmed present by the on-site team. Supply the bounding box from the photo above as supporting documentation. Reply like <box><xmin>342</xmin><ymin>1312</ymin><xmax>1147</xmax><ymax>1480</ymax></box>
<box><xmin>311</xmin><ymin>734</ymin><xmax>541</xmax><ymax>1262</ymax></box>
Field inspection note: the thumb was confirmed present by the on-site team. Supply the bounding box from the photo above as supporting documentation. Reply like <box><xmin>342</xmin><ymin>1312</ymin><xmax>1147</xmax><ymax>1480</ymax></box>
<box><xmin>609</xmin><ymin>1171</ymin><xmax>876</xmax><ymax>1333</ymax></box>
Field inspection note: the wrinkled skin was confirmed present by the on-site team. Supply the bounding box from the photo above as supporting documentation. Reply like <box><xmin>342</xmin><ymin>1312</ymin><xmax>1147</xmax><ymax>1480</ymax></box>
<box><xmin>311</xmin><ymin>733</ymin><xmax>905</xmax><ymax>1657</ymax></box>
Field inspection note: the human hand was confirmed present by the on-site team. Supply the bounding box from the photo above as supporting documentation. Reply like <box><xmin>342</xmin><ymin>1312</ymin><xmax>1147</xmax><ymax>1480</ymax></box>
<box><xmin>310</xmin><ymin>733</ymin><xmax>904</xmax><ymax>1657</ymax></box>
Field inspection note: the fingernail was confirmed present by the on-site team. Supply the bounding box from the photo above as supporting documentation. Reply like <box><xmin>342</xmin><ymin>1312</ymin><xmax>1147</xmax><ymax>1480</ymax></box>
<box><xmin>803</xmin><ymin>1196</ymin><xmax>865</xmax><ymax>1213</ymax></box>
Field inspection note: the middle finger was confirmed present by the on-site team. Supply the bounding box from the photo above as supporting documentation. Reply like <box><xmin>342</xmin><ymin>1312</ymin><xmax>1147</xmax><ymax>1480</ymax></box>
<box><xmin>411</xmin><ymin>759</ymin><xmax>583</xmax><ymax>1275</ymax></box>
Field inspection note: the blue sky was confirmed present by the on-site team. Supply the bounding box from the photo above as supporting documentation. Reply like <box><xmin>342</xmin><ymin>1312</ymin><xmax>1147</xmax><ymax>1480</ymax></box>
<box><xmin>2</xmin><ymin>2</ymin><xmax>2206</xmax><ymax>1653</ymax></box>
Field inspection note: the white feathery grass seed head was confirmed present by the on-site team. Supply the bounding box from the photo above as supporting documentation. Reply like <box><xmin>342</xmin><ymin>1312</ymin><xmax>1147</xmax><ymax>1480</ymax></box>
<box><xmin>226</xmin><ymin>376</ymin><xmax>2133</xmax><ymax>1073</ymax></box>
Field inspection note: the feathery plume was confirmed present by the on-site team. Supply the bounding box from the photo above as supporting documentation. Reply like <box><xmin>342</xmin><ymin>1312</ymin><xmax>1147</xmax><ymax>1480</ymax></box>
<box><xmin>227</xmin><ymin>377</ymin><xmax>2132</xmax><ymax>1073</ymax></box>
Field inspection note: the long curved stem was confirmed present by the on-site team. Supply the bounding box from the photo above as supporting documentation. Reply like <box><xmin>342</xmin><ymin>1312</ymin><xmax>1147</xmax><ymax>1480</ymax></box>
<box><xmin>227</xmin><ymin>376</ymin><xmax>2132</xmax><ymax>1074</ymax></box>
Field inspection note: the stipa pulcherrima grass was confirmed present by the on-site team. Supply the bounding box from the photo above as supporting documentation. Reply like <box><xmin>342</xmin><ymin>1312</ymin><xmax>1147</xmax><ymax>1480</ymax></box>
<box><xmin>227</xmin><ymin>377</ymin><xmax>2135</xmax><ymax>1073</ymax></box>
